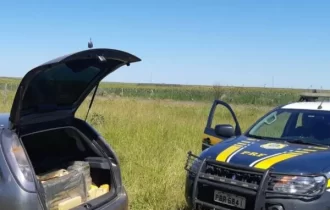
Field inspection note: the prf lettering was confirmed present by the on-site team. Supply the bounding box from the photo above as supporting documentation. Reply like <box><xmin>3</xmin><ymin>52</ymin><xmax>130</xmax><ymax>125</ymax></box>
<box><xmin>240</xmin><ymin>151</ymin><xmax>267</xmax><ymax>157</ymax></box>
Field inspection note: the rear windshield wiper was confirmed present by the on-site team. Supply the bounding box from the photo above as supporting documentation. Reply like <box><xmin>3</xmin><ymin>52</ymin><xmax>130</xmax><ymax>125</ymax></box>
<box><xmin>285</xmin><ymin>139</ymin><xmax>329</xmax><ymax>147</ymax></box>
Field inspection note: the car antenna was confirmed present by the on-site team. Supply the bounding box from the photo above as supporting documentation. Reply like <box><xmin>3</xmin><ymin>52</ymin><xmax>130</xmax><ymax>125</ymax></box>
<box><xmin>88</xmin><ymin>37</ymin><xmax>93</xmax><ymax>49</ymax></box>
<box><xmin>318</xmin><ymin>100</ymin><xmax>324</xmax><ymax>109</ymax></box>
<box><xmin>315</xmin><ymin>89</ymin><xmax>325</xmax><ymax>110</ymax></box>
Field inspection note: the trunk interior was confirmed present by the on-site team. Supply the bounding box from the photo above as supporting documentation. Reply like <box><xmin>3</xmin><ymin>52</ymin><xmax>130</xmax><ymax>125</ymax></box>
<box><xmin>21</xmin><ymin>126</ymin><xmax>115</xmax><ymax>210</ymax></box>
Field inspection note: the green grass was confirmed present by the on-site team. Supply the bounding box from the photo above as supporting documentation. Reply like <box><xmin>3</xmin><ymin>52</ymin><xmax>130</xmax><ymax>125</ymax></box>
<box><xmin>0</xmin><ymin>91</ymin><xmax>271</xmax><ymax>210</ymax></box>
<box><xmin>0</xmin><ymin>76</ymin><xmax>326</xmax><ymax>106</ymax></box>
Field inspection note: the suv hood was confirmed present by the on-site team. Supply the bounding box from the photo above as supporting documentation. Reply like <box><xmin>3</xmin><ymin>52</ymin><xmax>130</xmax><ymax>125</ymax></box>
<box><xmin>10</xmin><ymin>48</ymin><xmax>141</xmax><ymax>128</ymax></box>
<box><xmin>201</xmin><ymin>135</ymin><xmax>330</xmax><ymax>174</ymax></box>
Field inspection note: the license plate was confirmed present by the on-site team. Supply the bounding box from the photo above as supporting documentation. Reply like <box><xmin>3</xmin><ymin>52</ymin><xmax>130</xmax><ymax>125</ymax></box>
<box><xmin>214</xmin><ymin>190</ymin><xmax>246</xmax><ymax>209</ymax></box>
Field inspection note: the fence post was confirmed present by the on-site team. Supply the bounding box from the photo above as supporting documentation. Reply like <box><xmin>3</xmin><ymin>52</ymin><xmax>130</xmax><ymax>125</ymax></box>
<box><xmin>2</xmin><ymin>83</ymin><xmax>8</xmax><ymax>105</ymax></box>
<box><xmin>149</xmin><ymin>89</ymin><xmax>154</xmax><ymax>99</ymax></box>
<box><xmin>120</xmin><ymin>88</ymin><xmax>124</xmax><ymax>97</ymax></box>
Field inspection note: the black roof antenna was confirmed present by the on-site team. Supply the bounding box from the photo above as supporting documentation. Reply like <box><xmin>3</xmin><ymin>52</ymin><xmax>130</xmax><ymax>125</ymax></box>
<box><xmin>88</xmin><ymin>38</ymin><xmax>93</xmax><ymax>49</ymax></box>
<box><xmin>316</xmin><ymin>90</ymin><xmax>324</xmax><ymax>110</ymax></box>
<box><xmin>314</xmin><ymin>90</ymin><xmax>320</xmax><ymax>108</ymax></box>
<box><xmin>318</xmin><ymin>100</ymin><xmax>324</xmax><ymax>109</ymax></box>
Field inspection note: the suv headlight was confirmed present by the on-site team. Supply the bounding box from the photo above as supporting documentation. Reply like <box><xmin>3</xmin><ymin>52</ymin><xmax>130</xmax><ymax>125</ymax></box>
<box><xmin>189</xmin><ymin>158</ymin><xmax>203</xmax><ymax>174</ymax></box>
<box><xmin>270</xmin><ymin>175</ymin><xmax>326</xmax><ymax>196</ymax></box>
<box><xmin>185</xmin><ymin>151</ymin><xmax>206</xmax><ymax>175</ymax></box>
<box><xmin>190</xmin><ymin>159</ymin><xmax>202</xmax><ymax>174</ymax></box>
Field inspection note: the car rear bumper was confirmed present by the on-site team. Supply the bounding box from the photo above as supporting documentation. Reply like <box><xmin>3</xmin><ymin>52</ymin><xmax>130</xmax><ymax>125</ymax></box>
<box><xmin>95</xmin><ymin>187</ymin><xmax>128</xmax><ymax>210</ymax></box>
<box><xmin>74</xmin><ymin>187</ymin><xmax>128</xmax><ymax>210</ymax></box>
<box><xmin>184</xmin><ymin>151</ymin><xmax>330</xmax><ymax>210</ymax></box>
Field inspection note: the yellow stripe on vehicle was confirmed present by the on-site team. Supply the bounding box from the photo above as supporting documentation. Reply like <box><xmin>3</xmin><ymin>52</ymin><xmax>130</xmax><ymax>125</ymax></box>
<box><xmin>253</xmin><ymin>152</ymin><xmax>302</xmax><ymax>169</ymax></box>
<box><xmin>250</xmin><ymin>146</ymin><xmax>326</xmax><ymax>169</ymax></box>
<box><xmin>327</xmin><ymin>179</ymin><xmax>330</xmax><ymax>188</ymax></box>
<box><xmin>216</xmin><ymin>144</ymin><xmax>244</xmax><ymax>162</ymax></box>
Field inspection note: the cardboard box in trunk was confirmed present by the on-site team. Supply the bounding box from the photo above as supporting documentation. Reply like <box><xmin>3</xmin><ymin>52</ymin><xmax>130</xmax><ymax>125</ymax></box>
<box><xmin>39</xmin><ymin>169</ymin><xmax>87</xmax><ymax>210</ymax></box>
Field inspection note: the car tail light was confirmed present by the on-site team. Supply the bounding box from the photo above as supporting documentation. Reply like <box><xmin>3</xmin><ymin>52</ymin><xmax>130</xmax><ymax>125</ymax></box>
<box><xmin>11</xmin><ymin>135</ymin><xmax>34</xmax><ymax>182</ymax></box>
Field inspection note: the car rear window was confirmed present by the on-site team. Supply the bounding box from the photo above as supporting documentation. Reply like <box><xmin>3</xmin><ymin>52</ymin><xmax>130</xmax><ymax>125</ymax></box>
<box><xmin>21</xmin><ymin>59</ymin><xmax>108</xmax><ymax>114</ymax></box>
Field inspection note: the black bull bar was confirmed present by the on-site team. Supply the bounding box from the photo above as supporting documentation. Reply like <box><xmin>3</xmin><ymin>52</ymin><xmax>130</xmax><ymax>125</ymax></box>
<box><xmin>184</xmin><ymin>151</ymin><xmax>327</xmax><ymax>210</ymax></box>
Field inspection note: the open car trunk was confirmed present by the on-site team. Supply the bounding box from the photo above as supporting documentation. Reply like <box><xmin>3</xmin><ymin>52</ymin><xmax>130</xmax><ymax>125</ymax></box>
<box><xmin>20</xmin><ymin>126</ymin><xmax>115</xmax><ymax>210</ymax></box>
<box><xmin>5</xmin><ymin>48</ymin><xmax>141</xmax><ymax>210</ymax></box>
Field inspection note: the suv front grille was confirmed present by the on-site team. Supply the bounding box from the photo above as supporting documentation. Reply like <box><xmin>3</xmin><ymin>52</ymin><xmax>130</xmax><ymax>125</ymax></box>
<box><xmin>184</xmin><ymin>151</ymin><xmax>269</xmax><ymax>210</ymax></box>
<box><xmin>184</xmin><ymin>152</ymin><xmax>264</xmax><ymax>191</ymax></box>
<box><xmin>204</xmin><ymin>162</ymin><xmax>263</xmax><ymax>186</ymax></box>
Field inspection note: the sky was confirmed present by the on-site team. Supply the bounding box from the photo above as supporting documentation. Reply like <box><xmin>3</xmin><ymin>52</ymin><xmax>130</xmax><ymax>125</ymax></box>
<box><xmin>0</xmin><ymin>0</ymin><xmax>330</xmax><ymax>89</ymax></box>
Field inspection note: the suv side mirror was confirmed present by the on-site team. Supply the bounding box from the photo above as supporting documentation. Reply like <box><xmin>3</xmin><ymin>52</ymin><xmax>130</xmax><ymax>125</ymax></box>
<box><xmin>214</xmin><ymin>124</ymin><xmax>235</xmax><ymax>138</ymax></box>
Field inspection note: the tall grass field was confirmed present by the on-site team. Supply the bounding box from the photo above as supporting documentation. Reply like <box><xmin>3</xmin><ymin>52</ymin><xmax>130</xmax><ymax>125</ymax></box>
<box><xmin>0</xmin><ymin>77</ymin><xmax>322</xmax><ymax>209</ymax></box>
<box><xmin>0</xmin><ymin>77</ymin><xmax>326</xmax><ymax>106</ymax></box>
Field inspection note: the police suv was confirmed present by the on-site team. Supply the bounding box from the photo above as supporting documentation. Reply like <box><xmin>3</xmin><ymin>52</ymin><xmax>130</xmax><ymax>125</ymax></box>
<box><xmin>185</xmin><ymin>92</ymin><xmax>330</xmax><ymax>210</ymax></box>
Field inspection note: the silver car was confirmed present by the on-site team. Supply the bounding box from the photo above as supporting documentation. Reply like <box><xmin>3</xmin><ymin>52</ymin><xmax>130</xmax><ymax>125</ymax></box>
<box><xmin>0</xmin><ymin>48</ymin><xmax>141</xmax><ymax>210</ymax></box>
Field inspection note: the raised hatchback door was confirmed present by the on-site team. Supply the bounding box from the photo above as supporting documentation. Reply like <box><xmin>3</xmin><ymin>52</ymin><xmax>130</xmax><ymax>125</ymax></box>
<box><xmin>202</xmin><ymin>99</ymin><xmax>242</xmax><ymax>150</ymax></box>
<box><xmin>9</xmin><ymin>48</ymin><xmax>141</xmax><ymax>128</ymax></box>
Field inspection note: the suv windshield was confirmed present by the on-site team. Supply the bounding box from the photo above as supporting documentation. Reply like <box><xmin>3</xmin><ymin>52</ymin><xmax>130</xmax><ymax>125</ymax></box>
<box><xmin>247</xmin><ymin>108</ymin><xmax>330</xmax><ymax>146</ymax></box>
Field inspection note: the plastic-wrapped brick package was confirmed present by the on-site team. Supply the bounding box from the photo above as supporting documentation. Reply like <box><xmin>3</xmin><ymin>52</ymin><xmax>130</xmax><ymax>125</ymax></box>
<box><xmin>67</xmin><ymin>161</ymin><xmax>92</xmax><ymax>192</ymax></box>
<box><xmin>40</xmin><ymin>169</ymin><xmax>87</xmax><ymax>210</ymax></box>
<box><xmin>37</xmin><ymin>169</ymin><xmax>69</xmax><ymax>181</ymax></box>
